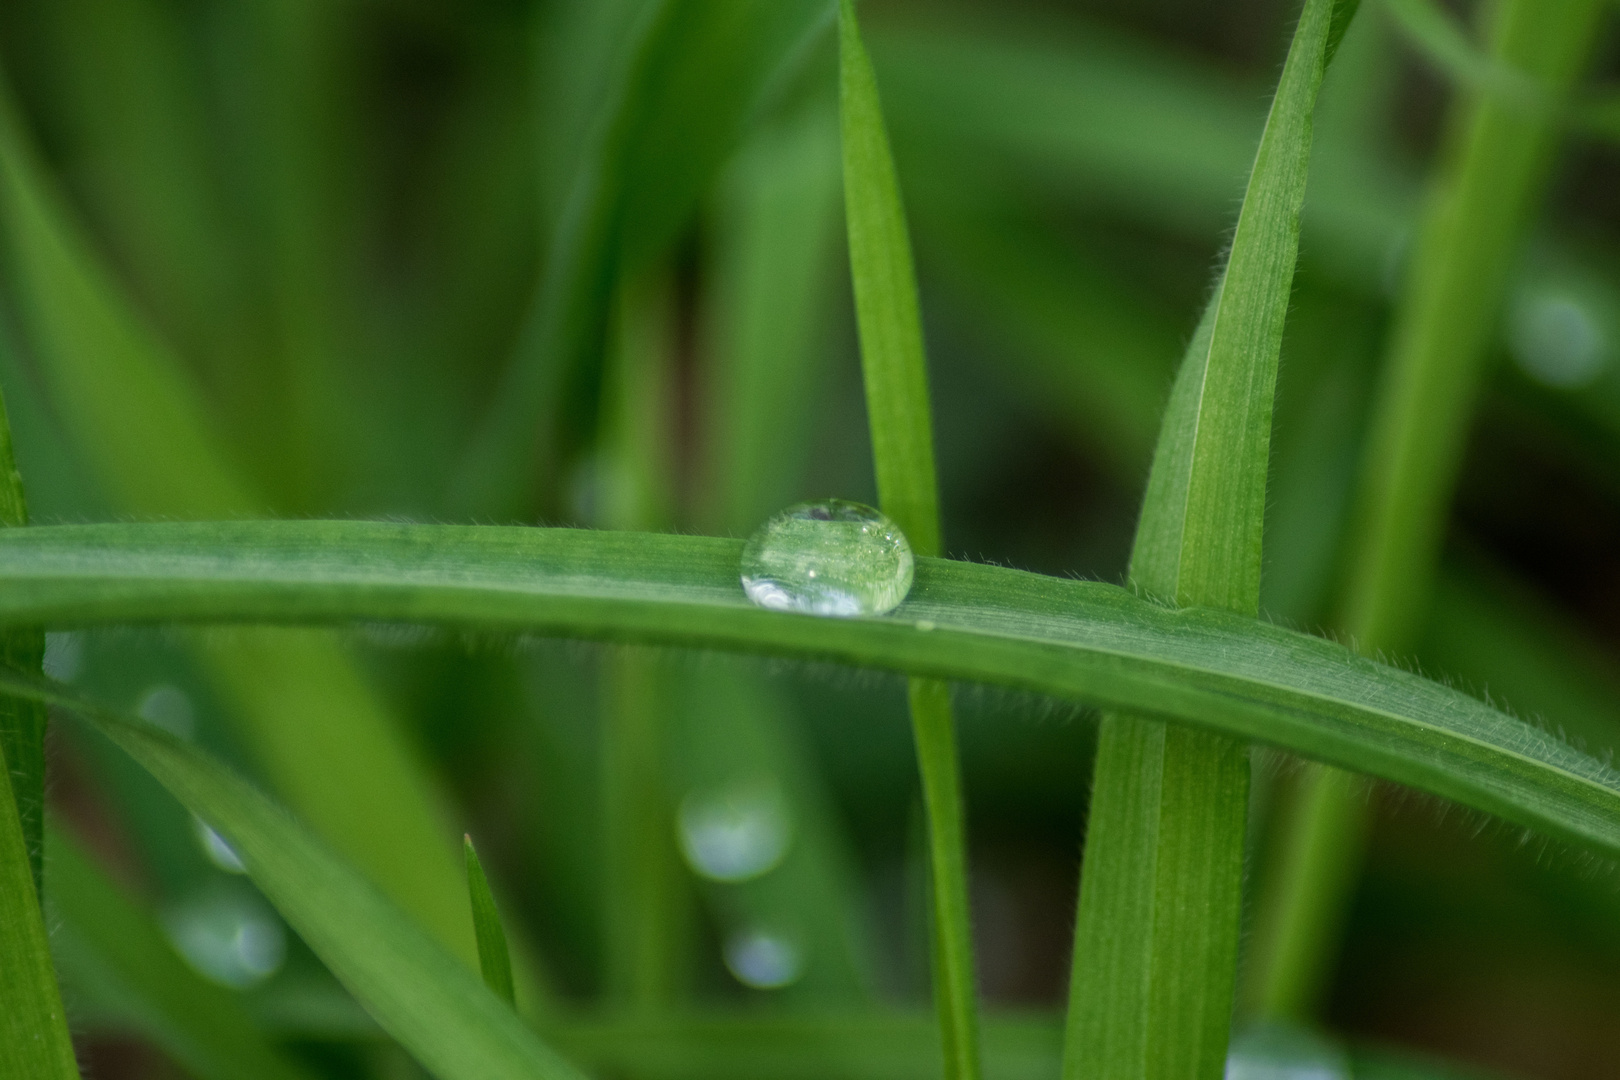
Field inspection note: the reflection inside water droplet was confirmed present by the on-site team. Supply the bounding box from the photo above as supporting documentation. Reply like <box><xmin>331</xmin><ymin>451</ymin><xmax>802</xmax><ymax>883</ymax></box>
<box><xmin>740</xmin><ymin>500</ymin><xmax>914</xmax><ymax>618</ymax></box>
<box><xmin>1224</xmin><ymin>1024</ymin><xmax>1349</xmax><ymax>1080</ymax></box>
<box><xmin>193</xmin><ymin>816</ymin><xmax>247</xmax><ymax>874</ymax></box>
<box><xmin>678</xmin><ymin>777</ymin><xmax>792</xmax><ymax>883</ymax></box>
<box><xmin>44</xmin><ymin>632</ymin><xmax>84</xmax><ymax>683</ymax></box>
<box><xmin>724</xmin><ymin>928</ymin><xmax>803</xmax><ymax>989</ymax></box>
<box><xmin>163</xmin><ymin>887</ymin><xmax>286</xmax><ymax>989</ymax></box>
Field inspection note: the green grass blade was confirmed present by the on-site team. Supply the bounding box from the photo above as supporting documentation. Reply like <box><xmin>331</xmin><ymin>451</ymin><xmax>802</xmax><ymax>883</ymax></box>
<box><xmin>0</xmin><ymin>716</ymin><xmax>78</xmax><ymax>1079</ymax></box>
<box><xmin>455</xmin><ymin>0</ymin><xmax>833</xmax><ymax>520</ymax></box>
<box><xmin>46</xmin><ymin>823</ymin><xmax>313</xmax><ymax>1080</ymax></box>
<box><xmin>840</xmin><ymin>3</ymin><xmax>977</xmax><ymax>1076</ymax></box>
<box><xmin>1247</xmin><ymin>0</ymin><xmax>1607</xmax><ymax>1020</ymax></box>
<box><xmin>1380</xmin><ymin>0</ymin><xmax>1549</xmax><ymax>110</ymax></box>
<box><xmin>8</xmin><ymin>521</ymin><xmax>1620</xmax><ymax>865</ymax></box>
<box><xmin>0</xmin><ymin>379</ymin><xmax>45</xmax><ymax>894</ymax></box>
<box><xmin>465</xmin><ymin>836</ymin><xmax>518</xmax><ymax>1008</ymax></box>
<box><xmin>45</xmin><ymin>688</ymin><xmax>585</xmax><ymax>1080</ymax></box>
<box><xmin>1066</xmin><ymin>1</ymin><xmax>1345</xmax><ymax>1076</ymax></box>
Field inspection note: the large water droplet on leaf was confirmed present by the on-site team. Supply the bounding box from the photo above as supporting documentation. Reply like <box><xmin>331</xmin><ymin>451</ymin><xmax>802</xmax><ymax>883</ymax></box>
<box><xmin>740</xmin><ymin>500</ymin><xmax>913</xmax><ymax>617</ymax></box>
<box><xmin>678</xmin><ymin>777</ymin><xmax>792</xmax><ymax>883</ymax></box>
<box><xmin>163</xmin><ymin>886</ymin><xmax>286</xmax><ymax>989</ymax></box>
<box><xmin>1224</xmin><ymin>1024</ymin><xmax>1349</xmax><ymax>1080</ymax></box>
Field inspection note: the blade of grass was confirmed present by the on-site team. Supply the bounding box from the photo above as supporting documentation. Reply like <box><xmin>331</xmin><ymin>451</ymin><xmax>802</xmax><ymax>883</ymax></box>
<box><xmin>839</xmin><ymin>4</ymin><xmax>977</xmax><ymax>1077</ymax></box>
<box><xmin>1245</xmin><ymin>0</ymin><xmax>1606</xmax><ymax>1021</ymax></box>
<box><xmin>46</xmin><ymin>822</ymin><xmax>313</xmax><ymax>1080</ymax></box>
<box><xmin>454</xmin><ymin>0</ymin><xmax>833</xmax><ymax>521</ymax></box>
<box><xmin>1065</xmin><ymin>2</ymin><xmax>1349</xmax><ymax>1077</ymax></box>
<box><xmin>10</xmin><ymin>521</ymin><xmax>1620</xmax><ymax>865</ymax></box>
<box><xmin>1380</xmin><ymin>0</ymin><xmax>1549</xmax><ymax>112</ymax></box>
<box><xmin>47</xmin><ymin>694</ymin><xmax>587</xmax><ymax>1080</ymax></box>
<box><xmin>0</xmin><ymin>379</ymin><xmax>45</xmax><ymax>894</ymax></box>
<box><xmin>0</xmin><ymin>64</ymin><xmax>491</xmax><ymax>978</ymax></box>
<box><xmin>465</xmin><ymin>835</ymin><xmax>517</xmax><ymax>1008</ymax></box>
<box><xmin>0</xmin><ymin>725</ymin><xmax>78</xmax><ymax>1080</ymax></box>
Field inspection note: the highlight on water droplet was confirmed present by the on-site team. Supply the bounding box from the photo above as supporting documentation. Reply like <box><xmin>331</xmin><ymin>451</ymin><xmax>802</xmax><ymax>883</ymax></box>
<box><xmin>678</xmin><ymin>776</ymin><xmax>793</xmax><ymax>883</ymax></box>
<box><xmin>1509</xmin><ymin>287</ymin><xmax>1609</xmax><ymax>389</ymax></box>
<box><xmin>740</xmin><ymin>499</ymin><xmax>914</xmax><ymax>618</ymax></box>
<box><xmin>1224</xmin><ymin>1023</ymin><xmax>1350</xmax><ymax>1080</ymax></box>
<box><xmin>43</xmin><ymin>632</ymin><xmax>84</xmax><ymax>683</ymax></box>
<box><xmin>723</xmin><ymin>927</ymin><xmax>804</xmax><ymax>990</ymax></box>
<box><xmin>163</xmin><ymin>886</ymin><xmax>286</xmax><ymax>989</ymax></box>
<box><xmin>193</xmin><ymin>816</ymin><xmax>247</xmax><ymax>874</ymax></box>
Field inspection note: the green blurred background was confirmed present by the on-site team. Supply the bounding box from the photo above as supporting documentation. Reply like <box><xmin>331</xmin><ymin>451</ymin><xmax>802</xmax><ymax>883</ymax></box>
<box><xmin>1</xmin><ymin>0</ymin><xmax>1619</xmax><ymax>1077</ymax></box>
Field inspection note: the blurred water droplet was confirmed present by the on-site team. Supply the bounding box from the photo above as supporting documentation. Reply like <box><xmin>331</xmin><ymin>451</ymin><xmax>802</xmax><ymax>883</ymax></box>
<box><xmin>43</xmin><ymin>632</ymin><xmax>84</xmax><ymax>683</ymax></box>
<box><xmin>1225</xmin><ymin>1024</ymin><xmax>1349</xmax><ymax>1080</ymax></box>
<box><xmin>1510</xmin><ymin>290</ymin><xmax>1608</xmax><ymax>389</ymax></box>
<box><xmin>164</xmin><ymin>888</ymin><xmax>285</xmax><ymax>989</ymax></box>
<box><xmin>723</xmin><ymin>928</ymin><xmax>803</xmax><ymax>989</ymax></box>
<box><xmin>193</xmin><ymin>816</ymin><xmax>247</xmax><ymax>874</ymax></box>
<box><xmin>740</xmin><ymin>500</ymin><xmax>913</xmax><ymax>618</ymax></box>
<box><xmin>678</xmin><ymin>777</ymin><xmax>792</xmax><ymax>883</ymax></box>
<box><xmin>137</xmin><ymin>683</ymin><xmax>196</xmax><ymax>740</ymax></box>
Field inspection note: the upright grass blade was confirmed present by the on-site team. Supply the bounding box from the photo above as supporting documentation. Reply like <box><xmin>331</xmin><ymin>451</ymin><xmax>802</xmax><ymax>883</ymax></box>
<box><xmin>0</xmin><ymin>731</ymin><xmax>77</xmax><ymax>1079</ymax></box>
<box><xmin>0</xmin><ymin>380</ymin><xmax>45</xmax><ymax>894</ymax></box>
<box><xmin>0</xmin><ymin>64</ymin><xmax>487</xmax><ymax>976</ymax></box>
<box><xmin>598</xmin><ymin>272</ymin><xmax>688</xmax><ymax>1005</ymax></box>
<box><xmin>47</xmin><ymin>823</ymin><xmax>313</xmax><ymax>1080</ymax></box>
<box><xmin>42</xmin><ymin>686</ymin><xmax>586</xmax><ymax>1080</ymax></box>
<box><xmin>1065</xmin><ymin>2</ymin><xmax>1348</xmax><ymax>1077</ymax></box>
<box><xmin>12</xmin><ymin>521</ymin><xmax>1620</xmax><ymax>869</ymax></box>
<box><xmin>1246</xmin><ymin>0</ymin><xmax>1606</xmax><ymax>1021</ymax></box>
<box><xmin>455</xmin><ymin>0</ymin><xmax>833</xmax><ymax>520</ymax></box>
<box><xmin>465</xmin><ymin>836</ymin><xmax>518</xmax><ymax>1008</ymax></box>
<box><xmin>839</xmin><ymin>4</ymin><xmax>978</xmax><ymax>1077</ymax></box>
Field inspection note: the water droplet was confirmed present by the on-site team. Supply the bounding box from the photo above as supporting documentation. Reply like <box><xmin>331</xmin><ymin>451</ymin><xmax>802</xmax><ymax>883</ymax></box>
<box><xmin>43</xmin><ymin>632</ymin><xmax>84</xmax><ymax>683</ymax></box>
<box><xmin>678</xmin><ymin>777</ymin><xmax>792</xmax><ymax>883</ymax></box>
<box><xmin>163</xmin><ymin>887</ymin><xmax>285</xmax><ymax>989</ymax></box>
<box><xmin>1510</xmin><ymin>289</ymin><xmax>1608</xmax><ymax>389</ymax></box>
<box><xmin>193</xmin><ymin>816</ymin><xmax>247</xmax><ymax>874</ymax></box>
<box><xmin>740</xmin><ymin>500</ymin><xmax>913</xmax><ymax>618</ymax></box>
<box><xmin>1224</xmin><ymin>1024</ymin><xmax>1349</xmax><ymax>1080</ymax></box>
<box><xmin>723</xmin><ymin>928</ymin><xmax>804</xmax><ymax>989</ymax></box>
<box><xmin>914</xmin><ymin>620</ymin><xmax>936</xmax><ymax>632</ymax></box>
<box><xmin>137</xmin><ymin>684</ymin><xmax>195</xmax><ymax>740</ymax></box>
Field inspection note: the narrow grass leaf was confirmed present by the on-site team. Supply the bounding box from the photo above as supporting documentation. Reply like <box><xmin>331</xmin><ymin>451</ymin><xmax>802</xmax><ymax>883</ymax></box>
<box><xmin>1248</xmin><ymin>0</ymin><xmax>1608</xmax><ymax>1020</ymax></box>
<box><xmin>41</xmin><ymin>687</ymin><xmax>585</xmax><ymax>1080</ymax></box>
<box><xmin>1066</xmin><ymin>1</ymin><xmax>1346</xmax><ymax>1076</ymax></box>
<box><xmin>7</xmin><ymin>522</ymin><xmax>1620</xmax><ymax>869</ymax></box>
<box><xmin>46</xmin><ymin>824</ymin><xmax>312</xmax><ymax>1080</ymax></box>
<box><xmin>839</xmin><ymin>3</ymin><xmax>978</xmax><ymax>1077</ymax></box>
<box><xmin>0</xmin><ymin>378</ymin><xmax>45</xmax><ymax>893</ymax></box>
<box><xmin>0</xmin><ymin>722</ymin><xmax>78</xmax><ymax>1079</ymax></box>
<box><xmin>464</xmin><ymin>836</ymin><xmax>517</xmax><ymax>1008</ymax></box>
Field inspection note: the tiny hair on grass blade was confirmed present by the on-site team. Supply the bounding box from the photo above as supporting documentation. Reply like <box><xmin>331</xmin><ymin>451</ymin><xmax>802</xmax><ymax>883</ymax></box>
<box><xmin>2</xmin><ymin>522</ymin><xmax>1620</xmax><ymax>870</ymax></box>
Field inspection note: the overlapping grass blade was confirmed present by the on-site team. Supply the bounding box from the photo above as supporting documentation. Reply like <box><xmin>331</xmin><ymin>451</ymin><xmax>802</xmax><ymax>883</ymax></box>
<box><xmin>464</xmin><ymin>836</ymin><xmax>517</xmax><ymax>1008</ymax></box>
<box><xmin>38</xmin><ymin>685</ymin><xmax>585</xmax><ymax>1080</ymax></box>
<box><xmin>455</xmin><ymin>0</ymin><xmax>834</xmax><ymax>520</ymax></box>
<box><xmin>1248</xmin><ymin>0</ymin><xmax>1607</xmax><ymax>1020</ymax></box>
<box><xmin>1065</xmin><ymin>1</ymin><xmax>1348</xmax><ymax>1076</ymax></box>
<box><xmin>47</xmin><ymin>824</ymin><xmax>313</xmax><ymax>1080</ymax></box>
<box><xmin>0</xmin><ymin>380</ymin><xmax>45</xmax><ymax>893</ymax></box>
<box><xmin>6</xmin><ymin>520</ymin><xmax>1620</xmax><ymax>907</ymax></box>
<box><xmin>0</xmin><ymin>722</ymin><xmax>78</xmax><ymax>1079</ymax></box>
<box><xmin>839</xmin><ymin>2</ymin><xmax>978</xmax><ymax>1075</ymax></box>
<box><xmin>0</xmin><ymin>65</ymin><xmax>488</xmax><ymax>973</ymax></box>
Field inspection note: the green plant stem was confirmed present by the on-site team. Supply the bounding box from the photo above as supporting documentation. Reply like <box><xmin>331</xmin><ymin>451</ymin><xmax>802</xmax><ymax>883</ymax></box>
<box><xmin>0</xmin><ymin>381</ymin><xmax>44</xmax><ymax>895</ymax></box>
<box><xmin>839</xmin><ymin>3</ymin><xmax>980</xmax><ymax>1076</ymax></box>
<box><xmin>1245</xmin><ymin>0</ymin><xmax>1606</xmax><ymax>1021</ymax></box>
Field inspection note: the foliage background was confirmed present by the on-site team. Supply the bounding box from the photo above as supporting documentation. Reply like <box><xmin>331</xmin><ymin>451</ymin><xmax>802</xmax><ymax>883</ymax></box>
<box><xmin>1</xmin><ymin>0</ymin><xmax>1619</xmax><ymax>1077</ymax></box>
